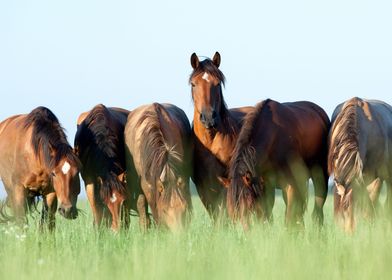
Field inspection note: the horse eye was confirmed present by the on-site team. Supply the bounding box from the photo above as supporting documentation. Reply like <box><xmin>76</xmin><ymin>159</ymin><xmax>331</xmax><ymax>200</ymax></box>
<box><xmin>51</xmin><ymin>171</ymin><xmax>56</xmax><ymax>177</ymax></box>
<box><xmin>191</xmin><ymin>83</ymin><xmax>195</xmax><ymax>87</ymax></box>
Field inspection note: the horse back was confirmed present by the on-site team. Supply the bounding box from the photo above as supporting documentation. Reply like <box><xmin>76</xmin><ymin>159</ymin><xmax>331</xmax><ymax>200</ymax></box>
<box><xmin>229</xmin><ymin>106</ymin><xmax>254</xmax><ymax>125</ymax></box>
<box><xmin>125</xmin><ymin>103</ymin><xmax>191</xmax><ymax>175</ymax></box>
<box><xmin>329</xmin><ymin>97</ymin><xmax>392</xmax><ymax>180</ymax></box>
<box><xmin>356</xmin><ymin>99</ymin><xmax>392</xmax><ymax>173</ymax></box>
<box><xmin>249</xmin><ymin>100</ymin><xmax>330</xmax><ymax>166</ymax></box>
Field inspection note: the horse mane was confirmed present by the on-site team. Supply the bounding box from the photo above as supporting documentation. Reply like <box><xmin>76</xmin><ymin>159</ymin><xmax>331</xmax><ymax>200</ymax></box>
<box><xmin>328</xmin><ymin>98</ymin><xmax>363</xmax><ymax>185</ymax></box>
<box><xmin>75</xmin><ymin>104</ymin><xmax>126</xmax><ymax>201</ymax></box>
<box><xmin>137</xmin><ymin>103</ymin><xmax>184</xmax><ymax>189</ymax></box>
<box><xmin>24</xmin><ymin>106</ymin><xmax>77</xmax><ymax>170</ymax></box>
<box><xmin>228</xmin><ymin>99</ymin><xmax>271</xmax><ymax>216</ymax></box>
<box><xmin>189</xmin><ymin>58</ymin><xmax>229</xmax><ymax>116</ymax></box>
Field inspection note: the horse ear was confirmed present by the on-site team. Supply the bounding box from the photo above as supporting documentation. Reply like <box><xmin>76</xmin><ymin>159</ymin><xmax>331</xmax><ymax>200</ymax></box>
<box><xmin>212</xmin><ymin>52</ymin><xmax>221</xmax><ymax>68</ymax></box>
<box><xmin>217</xmin><ymin>176</ymin><xmax>230</xmax><ymax>188</ymax></box>
<box><xmin>117</xmin><ymin>172</ymin><xmax>126</xmax><ymax>184</ymax></box>
<box><xmin>191</xmin><ymin>53</ymin><xmax>199</xmax><ymax>69</ymax></box>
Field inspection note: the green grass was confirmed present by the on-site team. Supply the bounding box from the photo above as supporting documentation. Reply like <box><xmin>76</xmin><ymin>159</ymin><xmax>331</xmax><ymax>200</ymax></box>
<box><xmin>1</xmin><ymin>195</ymin><xmax>392</xmax><ymax>280</ymax></box>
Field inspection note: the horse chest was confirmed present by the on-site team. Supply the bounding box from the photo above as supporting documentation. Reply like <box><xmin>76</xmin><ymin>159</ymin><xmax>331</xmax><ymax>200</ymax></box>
<box><xmin>211</xmin><ymin>142</ymin><xmax>233</xmax><ymax>165</ymax></box>
<box><xmin>196</xmin><ymin>134</ymin><xmax>233</xmax><ymax>166</ymax></box>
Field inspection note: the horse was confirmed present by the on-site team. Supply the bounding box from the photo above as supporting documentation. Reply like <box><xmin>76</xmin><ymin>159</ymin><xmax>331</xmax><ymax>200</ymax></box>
<box><xmin>328</xmin><ymin>97</ymin><xmax>392</xmax><ymax>232</ymax></box>
<box><xmin>74</xmin><ymin>104</ymin><xmax>130</xmax><ymax>231</ymax></box>
<box><xmin>219</xmin><ymin>99</ymin><xmax>330</xmax><ymax>229</ymax></box>
<box><xmin>0</xmin><ymin>106</ymin><xmax>80</xmax><ymax>231</ymax></box>
<box><xmin>124</xmin><ymin>103</ymin><xmax>192</xmax><ymax>232</ymax></box>
<box><xmin>189</xmin><ymin>52</ymin><xmax>253</xmax><ymax>219</ymax></box>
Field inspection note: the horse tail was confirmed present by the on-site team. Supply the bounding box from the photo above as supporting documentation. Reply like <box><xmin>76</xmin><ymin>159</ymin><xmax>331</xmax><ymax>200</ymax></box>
<box><xmin>328</xmin><ymin>98</ymin><xmax>363</xmax><ymax>185</ymax></box>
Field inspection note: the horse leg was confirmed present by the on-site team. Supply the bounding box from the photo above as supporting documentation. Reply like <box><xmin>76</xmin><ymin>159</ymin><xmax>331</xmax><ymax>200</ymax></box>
<box><xmin>11</xmin><ymin>186</ymin><xmax>28</xmax><ymax>227</ymax></box>
<box><xmin>366</xmin><ymin>178</ymin><xmax>382</xmax><ymax>219</ymax></box>
<box><xmin>137</xmin><ymin>194</ymin><xmax>150</xmax><ymax>232</ymax></box>
<box><xmin>121</xmin><ymin>199</ymin><xmax>131</xmax><ymax>230</ymax></box>
<box><xmin>385</xmin><ymin>179</ymin><xmax>392</xmax><ymax>221</ymax></box>
<box><xmin>284</xmin><ymin>183</ymin><xmax>305</xmax><ymax>229</ymax></box>
<box><xmin>311</xmin><ymin>166</ymin><xmax>328</xmax><ymax>226</ymax></box>
<box><xmin>40</xmin><ymin>192</ymin><xmax>57</xmax><ymax>232</ymax></box>
<box><xmin>86</xmin><ymin>183</ymin><xmax>103</xmax><ymax>228</ymax></box>
<box><xmin>259</xmin><ymin>185</ymin><xmax>275</xmax><ymax>223</ymax></box>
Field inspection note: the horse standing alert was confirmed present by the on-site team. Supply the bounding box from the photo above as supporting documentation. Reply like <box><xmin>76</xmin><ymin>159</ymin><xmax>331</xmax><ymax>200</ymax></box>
<box><xmin>190</xmin><ymin>52</ymin><xmax>253</xmax><ymax>219</ymax></box>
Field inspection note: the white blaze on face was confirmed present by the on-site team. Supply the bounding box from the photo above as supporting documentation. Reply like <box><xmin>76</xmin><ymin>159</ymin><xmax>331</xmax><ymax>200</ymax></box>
<box><xmin>110</xmin><ymin>193</ymin><xmax>117</xmax><ymax>203</ymax></box>
<box><xmin>202</xmin><ymin>72</ymin><xmax>210</xmax><ymax>82</ymax></box>
<box><xmin>61</xmin><ymin>161</ymin><xmax>71</xmax><ymax>175</ymax></box>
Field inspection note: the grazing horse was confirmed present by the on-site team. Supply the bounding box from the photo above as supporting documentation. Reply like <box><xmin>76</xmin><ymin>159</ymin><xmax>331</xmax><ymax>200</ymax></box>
<box><xmin>124</xmin><ymin>103</ymin><xmax>192</xmax><ymax>232</ymax></box>
<box><xmin>0</xmin><ymin>107</ymin><xmax>80</xmax><ymax>231</ymax></box>
<box><xmin>220</xmin><ymin>99</ymin><xmax>330</xmax><ymax>229</ymax></box>
<box><xmin>74</xmin><ymin>104</ymin><xmax>129</xmax><ymax>231</ymax></box>
<box><xmin>190</xmin><ymin>52</ymin><xmax>253</xmax><ymax>219</ymax></box>
<box><xmin>328</xmin><ymin>97</ymin><xmax>392</xmax><ymax>232</ymax></box>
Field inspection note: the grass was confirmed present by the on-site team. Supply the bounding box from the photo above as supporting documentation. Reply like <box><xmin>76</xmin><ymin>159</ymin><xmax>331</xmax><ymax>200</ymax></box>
<box><xmin>1</xmin><ymin>194</ymin><xmax>392</xmax><ymax>280</ymax></box>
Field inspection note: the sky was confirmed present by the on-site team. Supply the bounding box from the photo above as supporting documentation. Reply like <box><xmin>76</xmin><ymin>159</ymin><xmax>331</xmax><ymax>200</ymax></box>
<box><xmin>1</xmin><ymin>0</ymin><xmax>392</xmax><ymax>197</ymax></box>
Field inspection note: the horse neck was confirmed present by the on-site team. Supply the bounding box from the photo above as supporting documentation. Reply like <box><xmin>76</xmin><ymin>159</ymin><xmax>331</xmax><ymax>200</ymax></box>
<box><xmin>193</xmin><ymin>107</ymin><xmax>239</xmax><ymax>149</ymax></box>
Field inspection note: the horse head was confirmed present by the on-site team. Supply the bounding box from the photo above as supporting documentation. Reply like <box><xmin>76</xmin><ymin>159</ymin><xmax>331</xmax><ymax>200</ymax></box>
<box><xmin>51</xmin><ymin>154</ymin><xmax>80</xmax><ymax>219</ymax></box>
<box><xmin>190</xmin><ymin>52</ymin><xmax>226</xmax><ymax>129</ymax></box>
<box><xmin>154</xmin><ymin>156</ymin><xmax>191</xmax><ymax>232</ymax></box>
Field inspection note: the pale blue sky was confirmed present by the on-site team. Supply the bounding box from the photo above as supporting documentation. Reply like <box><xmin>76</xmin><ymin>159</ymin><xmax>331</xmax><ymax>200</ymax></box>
<box><xmin>1</xmin><ymin>0</ymin><xmax>392</xmax><ymax>197</ymax></box>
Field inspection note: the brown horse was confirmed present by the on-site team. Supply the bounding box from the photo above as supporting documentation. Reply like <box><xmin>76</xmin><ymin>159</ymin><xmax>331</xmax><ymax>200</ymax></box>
<box><xmin>328</xmin><ymin>97</ymin><xmax>392</xmax><ymax>232</ymax></box>
<box><xmin>220</xmin><ymin>99</ymin><xmax>330</xmax><ymax>229</ymax></box>
<box><xmin>190</xmin><ymin>52</ymin><xmax>253</xmax><ymax>219</ymax></box>
<box><xmin>124</xmin><ymin>103</ymin><xmax>192</xmax><ymax>232</ymax></box>
<box><xmin>0</xmin><ymin>107</ymin><xmax>80</xmax><ymax>231</ymax></box>
<box><xmin>74</xmin><ymin>104</ymin><xmax>130</xmax><ymax>231</ymax></box>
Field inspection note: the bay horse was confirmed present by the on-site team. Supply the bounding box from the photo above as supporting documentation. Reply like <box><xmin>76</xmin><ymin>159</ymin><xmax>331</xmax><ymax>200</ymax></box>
<box><xmin>190</xmin><ymin>52</ymin><xmax>253</xmax><ymax>219</ymax></box>
<box><xmin>328</xmin><ymin>97</ymin><xmax>392</xmax><ymax>232</ymax></box>
<box><xmin>74</xmin><ymin>104</ymin><xmax>130</xmax><ymax>231</ymax></box>
<box><xmin>219</xmin><ymin>99</ymin><xmax>330</xmax><ymax>229</ymax></box>
<box><xmin>0</xmin><ymin>107</ymin><xmax>80</xmax><ymax>231</ymax></box>
<box><xmin>124</xmin><ymin>103</ymin><xmax>192</xmax><ymax>232</ymax></box>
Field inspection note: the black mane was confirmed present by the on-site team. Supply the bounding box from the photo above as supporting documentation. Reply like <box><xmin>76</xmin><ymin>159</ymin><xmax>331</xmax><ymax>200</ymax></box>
<box><xmin>228</xmin><ymin>99</ymin><xmax>271</xmax><ymax>217</ymax></box>
<box><xmin>75</xmin><ymin>104</ymin><xmax>126</xmax><ymax>200</ymax></box>
<box><xmin>24</xmin><ymin>106</ymin><xmax>76</xmax><ymax>170</ymax></box>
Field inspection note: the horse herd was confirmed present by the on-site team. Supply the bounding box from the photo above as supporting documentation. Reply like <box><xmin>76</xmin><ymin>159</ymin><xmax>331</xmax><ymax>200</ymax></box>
<box><xmin>0</xmin><ymin>52</ymin><xmax>392</xmax><ymax>233</ymax></box>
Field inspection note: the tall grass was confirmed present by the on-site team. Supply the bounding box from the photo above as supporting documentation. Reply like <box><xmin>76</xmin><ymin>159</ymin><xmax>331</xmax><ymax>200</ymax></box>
<box><xmin>1</xmin><ymin>195</ymin><xmax>392</xmax><ymax>280</ymax></box>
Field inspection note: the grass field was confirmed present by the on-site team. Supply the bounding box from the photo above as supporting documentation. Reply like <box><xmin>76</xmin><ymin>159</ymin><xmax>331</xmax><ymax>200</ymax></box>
<box><xmin>1</xmin><ymin>193</ymin><xmax>392</xmax><ymax>280</ymax></box>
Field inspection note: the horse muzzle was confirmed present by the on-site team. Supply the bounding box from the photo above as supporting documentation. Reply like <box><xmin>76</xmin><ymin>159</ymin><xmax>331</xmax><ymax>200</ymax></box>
<box><xmin>200</xmin><ymin>110</ymin><xmax>218</xmax><ymax>129</ymax></box>
<box><xmin>58</xmin><ymin>205</ymin><xmax>78</xmax><ymax>219</ymax></box>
